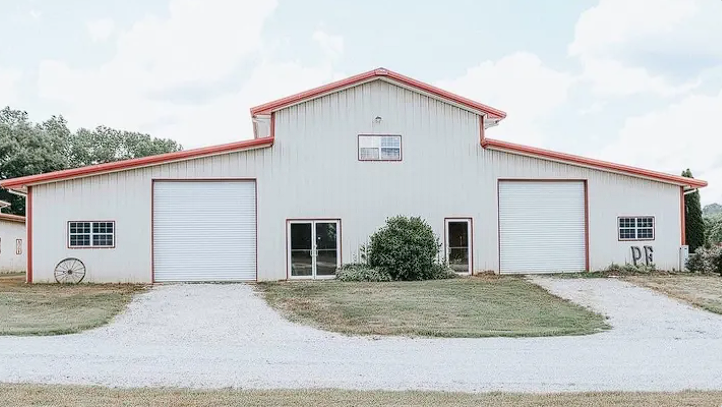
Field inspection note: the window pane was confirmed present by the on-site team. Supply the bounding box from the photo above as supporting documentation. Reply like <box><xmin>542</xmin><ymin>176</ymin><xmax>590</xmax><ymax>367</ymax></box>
<box><xmin>380</xmin><ymin>148</ymin><xmax>400</xmax><ymax>160</ymax></box>
<box><xmin>360</xmin><ymin>147</ymin><xmax>379</xmax><ymax>160</ymax></box>
<box><xmin>619</xmin><ymin>229</ymin><xmax>636</xmax><ymax>240</ymax></box>
<box><xmin>316</xmin><ymin>249</ymin><xmax>338</xmax><ymax>276</ymax></box>
<box><xmin>637</xmin><ymin>217</ymin><xmax>653</xmax><ymax>228</ymax></box>
<box><xmin>290</xmin><ymin>223</ymin><xmax>312</xmax><ymax>250</ymax></box>
<box><xmin>315</xmin><ymin>223</ymin><xmax>338</xmax><ymax>250</ymax></box>
<box><xmin>449</xmin><ymin>248</ymin><xmax>469</xmax><ymax>273</ymax></box>
<box><xmin>381</xmin><ymin>136</ymin><xmax>400</xmax><ymax>148</ymax></box>
<box><xmin>291</xmin><ymin>250</ymin><xmax>312</xmax><ymax>276</ymax></box>
<box><xmin>358</xmin><ymin>135</ymin><xmax>374</xmax><ymax>148</ymax></box>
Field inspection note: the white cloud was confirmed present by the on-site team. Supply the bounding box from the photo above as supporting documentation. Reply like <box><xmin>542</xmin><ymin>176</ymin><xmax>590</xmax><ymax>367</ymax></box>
<box><xmin>37</xmin><ymin>0</ymin><xmax>345</xmax><ymax>148</ymax></box>
<box><xmin>436</xmin><ymin>52</ymin><xmax>576</xmax><ymax>145</ymax></box>
<box><xmin>580</xmin><ymin>58</ymin><xmax>699</xmax><ymax>97</ymax></box>
<box><xmin>596</xmin><ymin>90</ymin><xmax>722</xmax><ymax>204</ymax></box>
<box><xmin>312</xmin><ymin>30</ymin><xmax>344</xmax><ymax>60</ymax></box>
<box><xmin>577</xmin><ymin>101</ymin><xmax>605</xmax><ymax>116</ymax></box>
<box><xmin>86</xmin><ymin>18</ymin><xmax>115</xmax><ymax>43</ymax></box>
<box><xmin>569</xmin><ymin>0</ymin><xmax>721</xmax><ymax>97</ymax></box>
<box><xmin>569</xmin><ymin>0</ymin><xmax>698</xmax><ymax>58</ymax></box>
<box><xmin>0</xmin><ymin>68</ymin><xmax>21</xmax><ymax>106</ymax></box>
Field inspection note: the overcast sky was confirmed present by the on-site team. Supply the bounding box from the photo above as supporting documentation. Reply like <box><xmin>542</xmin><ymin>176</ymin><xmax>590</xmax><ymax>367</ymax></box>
<box><xmin>1</xmin><ymin>0</ymin><xmax>721</xmax><ymax>203</ymax></box>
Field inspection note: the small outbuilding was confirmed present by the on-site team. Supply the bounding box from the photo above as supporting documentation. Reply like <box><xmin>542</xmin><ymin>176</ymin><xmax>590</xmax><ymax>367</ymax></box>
<box><xmin>0</xmin><ymin>200</ymin><xmax>26</xmax><ymax>274</ymax></box>
<box><xmin>0</xmin><ymin>68</ymin><xmax>707</xmax><ymax>283</ymax></box>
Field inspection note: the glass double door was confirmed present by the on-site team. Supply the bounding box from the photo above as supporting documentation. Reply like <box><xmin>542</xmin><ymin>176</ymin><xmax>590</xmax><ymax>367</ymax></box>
<box><xmin>289</xmin><ymin>220</ymin><xmax>340</xmax><ymax>279</ymax></box>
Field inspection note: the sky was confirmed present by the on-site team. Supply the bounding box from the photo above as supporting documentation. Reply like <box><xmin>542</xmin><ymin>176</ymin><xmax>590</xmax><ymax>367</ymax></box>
<box><xmin>1</xmin><ymin>0</ymin><xmax>721</xmax><ymax>203</ymax></box>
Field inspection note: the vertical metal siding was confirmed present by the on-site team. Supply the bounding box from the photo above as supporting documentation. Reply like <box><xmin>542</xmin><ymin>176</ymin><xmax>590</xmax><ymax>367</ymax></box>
<box><xmin>29</xmin><ymin>80</ymin><xmax>684</xmax><ymax>282</ymax></box>
<box><xmin>0</xmin><ymin>221</ymin><xmax>26</xmax><ymax>273</ymax></box>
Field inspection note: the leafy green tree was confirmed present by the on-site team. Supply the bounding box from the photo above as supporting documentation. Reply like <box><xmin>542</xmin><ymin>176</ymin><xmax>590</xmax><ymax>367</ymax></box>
<box><xmin>704</xmin><ymin>214</ymin><xmax>722</xmax><ymax>246</ymax></box>
<box><xmin>703</xmin><ymin>203</ymin><xmax>722</xmax><ymax>217</ymax></box>
<box><xmin>682</xmin><ymin>169</ymin><xmax>705</xmax><ymax>253</ymax></box>
<box><xmin>0</xmin><ymin>107</ymin><xmax>182</xmax><ymax>215</ymax></box>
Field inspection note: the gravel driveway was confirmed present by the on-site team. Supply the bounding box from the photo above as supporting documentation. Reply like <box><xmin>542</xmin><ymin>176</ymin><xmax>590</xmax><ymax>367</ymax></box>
<box><xmin>1</xmin><ymin>278</ymin><xmax>722</xmax><ymax>393</ymax></box>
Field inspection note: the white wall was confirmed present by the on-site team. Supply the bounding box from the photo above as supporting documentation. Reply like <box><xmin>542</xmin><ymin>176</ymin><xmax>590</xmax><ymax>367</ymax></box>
<box><xmin>0</xmin><ymin>220</ymin><xmax>26</xmax><ymax>273</ymax></box>
<box><xmin>29</xmin><ymin>79</ymin><xmax>683</xmax><ymax>282</ymax></box>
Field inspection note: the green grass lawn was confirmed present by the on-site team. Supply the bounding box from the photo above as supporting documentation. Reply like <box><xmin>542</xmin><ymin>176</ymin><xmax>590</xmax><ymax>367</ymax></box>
<box><xmin>258</xmin><ymin>276</ymin><xmax>609</xmax><ymax>338</ymax></box>
<box><xmin>1</xmin><ymin>384</ymin><xmax>720</xmax><ymax>407</ymax></box>
<box><xmin>0</xmin><ymin>273</ymin><xmax>146</xmax><ymax>336</ymax></box>
<box><xmin>625</xmin><ymin>274</ymin><xmax>722</xmax><ymax>314</ymax></box>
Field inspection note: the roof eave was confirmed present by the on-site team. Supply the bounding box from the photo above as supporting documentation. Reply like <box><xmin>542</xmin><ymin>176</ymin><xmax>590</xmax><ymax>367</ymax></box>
<box><xmin>482</xmin><ymin>138</ymin><xmax>708</xmax><ymax>188</ymax></box>
<box><xmin>1</xmin><ymin>136</ymin><xmax>275</xmax><ymax>189</ymax></box>
<box><xmin>249</xmin><ymin>67</ymin><xmax>508</xmax><ymax>120</ymax></box>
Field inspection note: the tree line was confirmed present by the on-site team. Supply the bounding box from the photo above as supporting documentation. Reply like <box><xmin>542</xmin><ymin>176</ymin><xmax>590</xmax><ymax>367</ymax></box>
<box><xmin>0</xmin><ymin>107</ymin><xmax>182</xmax><ymax>215</ymax></box>
<box><xmin>683</xmin><ymin>169</ymin><xmax>721</xmax><ymax>254</ymax></box>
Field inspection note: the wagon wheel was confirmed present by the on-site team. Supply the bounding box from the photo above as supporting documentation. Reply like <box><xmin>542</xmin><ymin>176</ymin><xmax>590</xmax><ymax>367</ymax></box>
<box><xmin>54</xmin><ymin>258</ymin><xmax>86</xmax><ymax>284</ymax></box>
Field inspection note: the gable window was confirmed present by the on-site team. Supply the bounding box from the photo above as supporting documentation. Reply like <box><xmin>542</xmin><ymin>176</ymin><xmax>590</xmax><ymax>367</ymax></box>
<box><xmin>358</xmin><ymin>135</ymin><xmax>402</xmax><ymax>161</ymax></box>
<box><xmin>69</xmin><ymin>221</ymin><xmax>115</xmax><ymax>248</ymax></box>
<box><xmin>618</xmin><ymin>216</ymin><xmax>654</xmax><ymax>240</ymax></box>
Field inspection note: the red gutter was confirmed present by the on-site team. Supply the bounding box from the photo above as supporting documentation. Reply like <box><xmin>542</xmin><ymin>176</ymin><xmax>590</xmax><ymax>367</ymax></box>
<box><xmin>680</xmin><ymin>187</ymin><xmax>686</xmax><ymax>246</ymax></box>
<box><xmin>26</xmin><ymin>187</ymin><xmax>32</xmax><ymax>283</ymax></box>
<box><xmin>0</xmin><ymin>213</ymin><xmax>26</xmax><ymax>223</ymax></box>
<box><xmin>482</xmin><ymin>137</ymin><xmax>708</xmax><ymax>188</ymax></box>
<box><xmin>1</xmin><ymin>136</ymin><xmax>274</xmax><ymax>189</ymax></box>
<box><xmin>250</xmin><ymin>67</ymin><xmax>507</xmax><ymax>120</ymax></box>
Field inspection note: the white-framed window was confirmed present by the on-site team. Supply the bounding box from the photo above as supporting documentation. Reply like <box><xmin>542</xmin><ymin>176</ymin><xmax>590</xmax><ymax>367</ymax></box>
<box><xmin>68</xmin><ymin>221</ymin><xmax>115</xmax><ymax>248</ymax></box>
<box><xmin>618</xmin><ymin>216</ymin><xmax>655</xmax><ymax>240</ymax></box>
<box><xmin>358</xmin><ymin>134</ymin><xmax>402</xmax><ymax>161</ymax></box>
<box><xmin>15</xmin><ymin>239</ymin><xmax>22</xmax><ymax>255</ymax></box>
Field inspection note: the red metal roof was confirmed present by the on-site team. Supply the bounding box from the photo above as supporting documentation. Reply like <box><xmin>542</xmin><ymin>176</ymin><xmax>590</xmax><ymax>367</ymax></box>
<box><xmin>0</xmin><ymin>136</ymin><xmax>274</xmax><ymax>189</ymax></box>
<box><xmin>482</xmin><ymin>137</ymin><xmax>708</xmax><ymax>188</ymax></box>
<box><xmin>250</xmin><ymin>67</ymin><xmax>508</xmax><ymax>120</ymax></box>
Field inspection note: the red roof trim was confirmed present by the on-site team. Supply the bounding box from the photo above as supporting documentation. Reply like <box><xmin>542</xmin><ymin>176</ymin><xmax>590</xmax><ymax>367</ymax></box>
<box><xmin>250</xmin><ymin>67</ymin><xmax>507</xmax><ymax>119</ymax></box>
<box><xmin>482</xmin><ymin>138</ymin><xmax>708</xmax><ymax>188</ymax></box>
<box><xmin>0</xmin><ymin>213</ymin><xmax>25</xmax><ymax>223</ymax></box>
<box><xmin>1</xmin><ymin>136</ymin><xmax>274</xmax><ymax>189</ymax></box>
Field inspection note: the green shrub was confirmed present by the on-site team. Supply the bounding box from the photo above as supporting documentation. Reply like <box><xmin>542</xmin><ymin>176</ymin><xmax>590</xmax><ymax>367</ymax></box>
<box><xmin>686</xmin><ymin>246</ymin><xmax>722</xmax><ymax>275</ymax></box>
<box><xmin>367</xmin><ymin>216</ymin><xmax>442</xmax><ymax>281</ymax></box>
<box><xmin>429</xmin><ymin>263</ymin><xmax>458</xmax><ymax>280</ymax></box>
<box><xmin>336</xmin><ymin>264</ymin><xmax>392</xmax><ymax>282</ymax></box>
<box><xmin>599</xmin><ymin>262</ymin><xmax>656</xmax><ymax>275</ymax></box>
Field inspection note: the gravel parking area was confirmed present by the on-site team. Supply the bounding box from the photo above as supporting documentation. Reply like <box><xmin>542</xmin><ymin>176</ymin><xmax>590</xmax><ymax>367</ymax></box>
<box><xmin>1</xmin><ymin>278</ymin><xmax>722</xmax><ymax>393</ymax></box>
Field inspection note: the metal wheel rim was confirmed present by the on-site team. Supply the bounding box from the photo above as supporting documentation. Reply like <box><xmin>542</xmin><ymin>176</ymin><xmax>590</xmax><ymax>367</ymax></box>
<box><xmin>54</xmin><ymin>258</ymin><xmax>86</xmax><ymax>284</ymax></box>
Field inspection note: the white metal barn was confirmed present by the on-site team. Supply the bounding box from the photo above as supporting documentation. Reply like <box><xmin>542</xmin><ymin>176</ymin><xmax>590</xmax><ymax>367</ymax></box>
<box><xmin>0</xmin><ymin>68</ymin><xmax>708</xmax><ymax>283</ymax></box>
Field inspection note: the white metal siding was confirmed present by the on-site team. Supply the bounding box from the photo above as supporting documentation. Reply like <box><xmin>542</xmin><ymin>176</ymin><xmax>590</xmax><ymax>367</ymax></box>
<box><xmin>153</xmin><ymin>181</ymin><xmax>256</xmax><ymax>282</ymax></box>
<box><xmin>499</xmin><ymin>181</ymin><xmax>586</xmax><ymax>273</ymax></box>
<box><xmin>0</xmin><ymin>220</ymin><xmax>26</xmax><ymax>273</ymax></box>
<box><xmin>28</xmin><ymin>79</ymin><xmax>685</xmax><ymax>282</ymax></box>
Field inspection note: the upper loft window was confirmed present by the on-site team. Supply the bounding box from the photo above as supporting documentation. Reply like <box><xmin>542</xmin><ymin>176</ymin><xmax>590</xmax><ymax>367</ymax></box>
<box><xmin>618</xmin><ymin>216</ymin><xmax>655</xmax><ymax>241</ymax></box>
<box><xmin>358</xmin><ymin>135</ymin><xmax>402</xmax><ymax>161</ymax></box>
<box><xmin>68</xmin><ymin>221</ymin><xmax>115</xmax><ymax>248</ymax></box>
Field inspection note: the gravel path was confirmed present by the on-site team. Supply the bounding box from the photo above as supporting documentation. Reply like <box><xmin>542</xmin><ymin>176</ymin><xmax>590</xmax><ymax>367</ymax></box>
<box><xmin>2</xmin><ymin>278</ymin><xmax>722</xmax><ymax>393</ymax></box>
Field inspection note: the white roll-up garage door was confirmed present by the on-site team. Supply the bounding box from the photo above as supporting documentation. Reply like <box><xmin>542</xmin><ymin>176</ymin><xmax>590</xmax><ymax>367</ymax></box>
<box><xmin>498</xmin><ymin>181</ymin><xmax>586</xmax><ymax>274</ymax></box>
<box><xmin>153</xmin><ymin>181</ymin><xmax>256</xmax><ymax>282</ymax></box>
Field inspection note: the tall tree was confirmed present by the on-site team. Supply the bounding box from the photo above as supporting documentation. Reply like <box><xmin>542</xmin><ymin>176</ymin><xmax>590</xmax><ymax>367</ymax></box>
<box><xmin>0</xmin><ymin>107</ymin><xmax>182</xmax><ymax>215</ymax></box>
<box><xmin>682</xmin><ymin>169</ymin><xmax>705</xmax><ymax>253</ymax></box>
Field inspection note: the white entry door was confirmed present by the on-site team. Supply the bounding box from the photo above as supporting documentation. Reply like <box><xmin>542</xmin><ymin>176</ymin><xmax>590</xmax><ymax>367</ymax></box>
<box><xmin>153</xmin><ymin>180</ymin><xmax>257</xmax><ymax>282</ymax></box>
<box><xmin>445</xmin><ymin>218</ymin><xmax>472</xmax><ymax>275</ymax></box>
<box><xmin>498</xmin><ymin>181</ymin><xmax>586</xmax><ymax>274</ymax></box>
<box><xmin>288</xmin><ymin>220</ymin><xmax>340</xmax><ymax>279</ymax></box>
